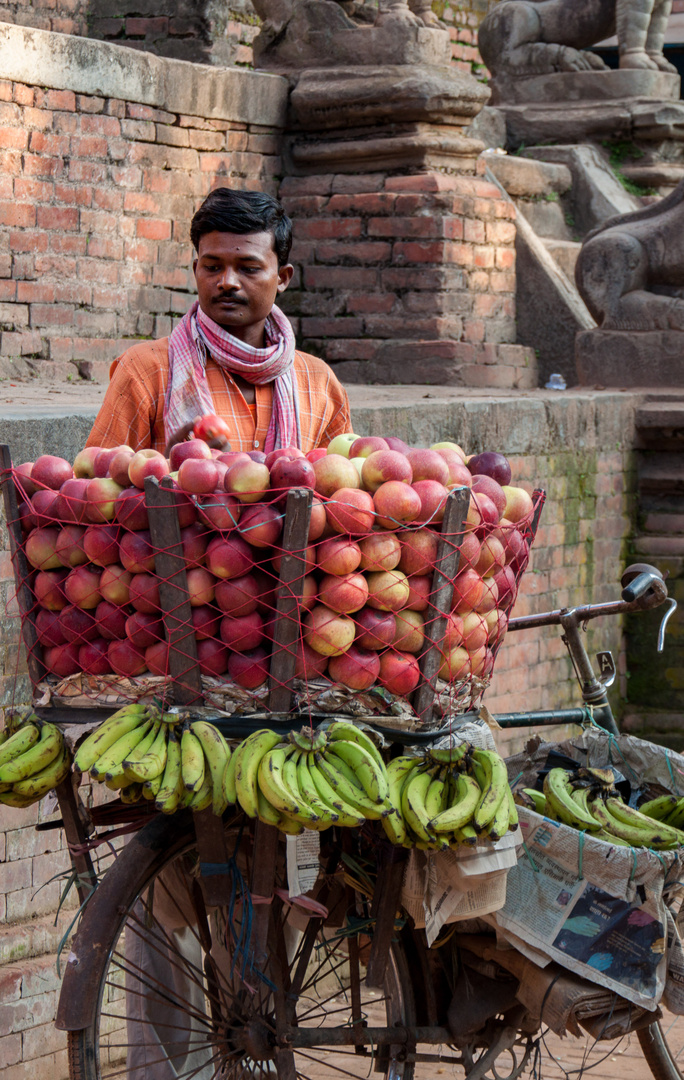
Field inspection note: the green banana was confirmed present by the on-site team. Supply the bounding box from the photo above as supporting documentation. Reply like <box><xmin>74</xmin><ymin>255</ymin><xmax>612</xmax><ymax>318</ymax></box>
<box><xmin>0</xmin><ymin>722</ymin><xmax>40</xmax><ymax>770</ymax></box>
<box><xmin>518</xmin><ymin>787</ymin><xmax>547</xmax><ymax>815</ymax></box>
<box><xmin>106</xmin><ymin>720</ymin><xmax>159</xmax><ymax>784</ymax></box>
<box><xmin>638</xmin><ymin>794</ymin><xmax>680</xmax><ymax>822</ymax></box>
<box><xmin>257</xmin><ymin>786</ymin><xmax>282</xmax><ymax>826</ymax></box>
<box><xmin>315</xmin><ymin>750</ymin><xmax>387</xmax><ymax>819</ymax></box>
<box><xmin>324</xmin><ymin>741</ymin><xmax>388</xmax><ymax>804</ymax></box>
<box><xmin>296</xmin><ymin>751</ymin><xmax>339</xmax><ymax>826</ymax></box>
<box><xmin>289</xmin><ymin>726</ymin><xmax>327</xmax><ymax>753</ymax></box>
<box><xmin>223</xmin><ymin>741</ymin><xmax>240</xmax><ymax>805</ymax></box>
<box><xmin>431</xmin><ymin>773</ymin><xmax>481</xmax><ymax>834</ymax></box>
<box><xmin>570</xmin><ymin>785</ymin><xmax>602</xmax><ymax>828</ymax></box>
<box><xmin>487</xmin><ymin>787</ymin><xmax>510</xmax><ymax>841</ymax></box>
<box><xmin>258</xmin><ymin>746</ymin><xmax>303</xmax><ymax>818</ymax></box>
<box><xmin>0</xmin><ymin>721</ymin><xmax>63</xmax><ymax>784</ymax></box>
<box><xmin>181</xmin><ymin>725</ymin><xmax>205</xmax><ymax>793</ymax></box>
<box><xmin>191</xmin><ymin>721</ymin><xmax>230</xmax><ymax>817</ymax></box>
<box><xmin>590</xmin><ymin>795</ymin><xmax>677</xmax><ymax>849</ymax></box>
<box><xmin>428</xmin><ymin>743</ymin><xmax>469</xmax><ymax>766</ymax></box>
<box><xmin>74</xmin><ymin>705</ymin><xmax>149</xmax><ymax>773</ymax></box>
<box><xmin>453</xmin><ymin>823</ymin><xmax>478</xmax><ymax>847</ymax></box>
<box><xmin>124</xmin><ymin>722</ymin><xmax>168</xmax><ymax>783</ymax></box>
<box><xmin>607</xmin><ymin>797</ymin><xmax>684</xmax><ymax>847</ymax></box>
<box><xmin>401</xmin><ymin>766</ymin><xmax>437</xmax><ymax>844</ymax></box>
<box><xmin>155</xmin><ymin>729</ymin><xmax>183</xmax><ymax>814</ymax></box>
<box><xmin>471</xmin><ymin>748</ymin><xmax>509</xmax><ymax>832</ymax></box>
<box><xmin>121</xmin><ymin>782</ymin><xmax>143</xmax><ymax>804</ymax></box>
<box><xmin>0</xmin><ymin>790</ymin><xmax>38</xmax><ymax>808</ymax></box>
<box><xmin>235</xmin><ymin>729</ymin><xmax>283</xmax><ymax>818</ymax></box>
<box><xmin>308</xmin><ymin>754</ymin><xmax>364</xmax><ymax>828</ymax></box>
<box><xmin>282</xmin><ymin>749</ymin><xmax>322</xmax><ymax>827</ymax></box>
<box><xmin>277</xmin><ymin>812</ymin><xmax>305</xmax><ymax>835</ymax></box>
<box><xmin>544</xmin><ymin>769</ymin><xmax>601</xmax><ymax>832</ymax></box>
<box><xmin>91</xmin><ymin>719</ymin><xmax>153</xmax><ymax>781</ymax></box>
<box><xmin>142</xmin><ymin>773</ymin><xmax>162</xmax><ymax>800</ymax></box>
<box><xmin>12</xmin><ymin>744</ymin><xmax>71</xmax><ymax>799</ymax></box>
<box><xmin>326</xmin><ymin>721</ymin><xmax>385</xmax><ymax>772</ymax></box>
<box><xmin>188</xmin><ymin>765</ymin><xmax>213</xmax><ymax>812</ymax></box>
<box><xmin>382</xmin><ymin>756</ymin><xmax>417</xmax><ymax>845</ymax></box>
<box><xmin>506</xmin><ymin>786</ymin><xmax>519</xmax><ymax>831</ymax></box>
<box><xmin>425</xmin><ymin>767</ymin><xmax>448</xmax><ymax>821</ymax></box>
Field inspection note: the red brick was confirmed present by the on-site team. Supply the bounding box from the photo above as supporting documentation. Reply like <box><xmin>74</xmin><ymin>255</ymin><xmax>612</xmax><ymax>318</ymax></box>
<box><xmin>12</xmin><ymin>84</ymin><xmax>33</xmax><ymax>106</ymax></box>
<box><xmin>326</xmin><ymin>192</ymin><xmax>397</xmax><ymax>215</ymax></box>
<box><xmin>45</xmin><ymin>89</ymin><xmax>76</xmax><ymax>112</ymax></box>
<box><xmin>368</xmin><ymin>216</ymin><xmax>442</xmax><ymax>238</ymax></box>
<box><xmin>23</xmin><ymin>154</ymin><xmax>66</xmax><ymax>178</ymax></box>
<box><xmin>314</xmin><ymin>241</ymin><xmax>391</xmax><ymax>264</ymax></box>
<box><xmin>136</xmin><ymin>218</ymin><xmax>172</xmax><ymax>241</ymax></box>
<box><xmin>9</xmin><ymin>230</ymin><xmax>48</xmax><ymax>254</ymax></box>
<box><xmin>0</xmin><ymin>202</ymin><xmax>35</xmax><ymax>227</ymax></box>
<box><xmin>29</xmin><ymin>304</ymin><xmax>74</xmax><ymax>326</ymax></box>
<box><xmin>0</xmin><ymin>128</ymin><xmax>28</xmax><ymax>150</ymax></box>
<box><xmin>36</xmin><ymin>206</ymin><xmax>79</xmax><ymax>231</ymax></box>
<box><xmin>279</xmin><ymin>175</ymin><xmax>334</xmax><ymax>197</ymax></box>
<box><xmin>126</xmin><ymin>15</ymin><xmax>168</xmax><ymax>35</ymax></box>
<box><xmin>346</xmin><ymin>293</ymin><xmax>396</xmax><ymax>315</ymax></box>
<box><xmin>70</xmin><ymin>136</ymin><xmax>108</xmax><ymax>158</ymax></box>
<box><xmin>303</xmin><ymin>266</ymin><xmax>377</xmax><ymax>290</ymax></box>
<box><xmin>295</xmin><ymin>218</ymin><xmax>362</xmax><ymax>241</ymax></box>
<box><xmin>28</xmin><ymin>131</ymin><xmax>69</xmax><ymax>155</ymax></box>
<box><xmin>384</xmin><ymin>174</ymin><xmax>461</xmax><ymax>193</ymax></box>
<box><xmin>486</xmin><ymin>220</ymin><xmax>516</xmax><ymax>244</ymax></box>
<box><xmin>496</xmin><ymin>248</ymin><xmax>516</xmax><ymax>270</ymax></box>
<box><xmin>17</xmin><ymin>283</ymin><xmax>56</xmax><ymax>303</ymax></box>
<box><xmin>22</xmin><ymin>106</ymin><xmax>53</xmax><ymax>130</ymax></box>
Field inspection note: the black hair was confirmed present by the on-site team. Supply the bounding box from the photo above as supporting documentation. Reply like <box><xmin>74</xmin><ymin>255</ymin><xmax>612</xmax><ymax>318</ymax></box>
<box><xmin>190</xmin><ymin>188</ymin><xmax>293</xmax><ymax>266</ymax></box>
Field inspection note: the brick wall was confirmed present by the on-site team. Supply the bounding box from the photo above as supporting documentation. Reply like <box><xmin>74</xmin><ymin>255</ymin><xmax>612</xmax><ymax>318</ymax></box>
<box><xmin>279</xmin><ymin>169</ymin><xmax>535</xmax><ymax>390</ymax></box>
<box><xmin>0</xmin><ymin>24</ymin><xmax>286</xmax><ymax>382</ymax></box>
<box><xmin>0</xmin><ymin>0</ymin><xmax>87</xmax><ymax>36</ymax></box>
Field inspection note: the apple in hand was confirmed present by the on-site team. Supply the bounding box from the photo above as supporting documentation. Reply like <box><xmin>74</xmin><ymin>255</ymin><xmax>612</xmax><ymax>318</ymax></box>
<box><xmin>193</xmin><ymin>413</ymin><xmax>231</xmax><ymax>444</ymax></box>
<box><xmin>306</xmin><ymin>448</ymin><xmax>327</xmax><ymax>464</ymax></box>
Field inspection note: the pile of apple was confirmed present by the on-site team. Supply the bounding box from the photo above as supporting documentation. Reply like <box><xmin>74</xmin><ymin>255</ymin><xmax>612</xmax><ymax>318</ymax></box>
<box><xmin>12</xmin><ymin>430</ymin><xmax>535</xmax><ymax>712</ymax></box>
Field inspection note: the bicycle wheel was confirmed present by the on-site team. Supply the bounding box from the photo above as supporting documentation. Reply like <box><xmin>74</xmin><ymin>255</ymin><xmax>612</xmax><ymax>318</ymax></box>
<box><xmin>63</xmin><ymin>810</ymin><xmax>416</xmax><ymax>1080</ymax></box>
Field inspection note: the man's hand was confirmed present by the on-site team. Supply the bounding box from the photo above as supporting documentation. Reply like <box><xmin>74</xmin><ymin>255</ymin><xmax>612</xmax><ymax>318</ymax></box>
<box><xmin>165</xmin><ymin>417</ymin><xmax>232</xmax><ymax>457</ymax></box>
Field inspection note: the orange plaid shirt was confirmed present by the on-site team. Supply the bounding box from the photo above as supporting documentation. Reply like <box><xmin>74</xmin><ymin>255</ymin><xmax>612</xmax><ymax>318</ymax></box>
<box><xmin>86</xmin><ymin>338</ymin><xmax>352</xmax><ymax>454</ymax></box>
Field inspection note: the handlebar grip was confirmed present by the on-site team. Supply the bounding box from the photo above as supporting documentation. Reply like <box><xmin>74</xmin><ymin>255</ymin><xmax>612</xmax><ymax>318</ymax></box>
<box><xmin>622</xmin><ymin>572</ymin><xmax>658</xmax><ymax>603</ymax></box>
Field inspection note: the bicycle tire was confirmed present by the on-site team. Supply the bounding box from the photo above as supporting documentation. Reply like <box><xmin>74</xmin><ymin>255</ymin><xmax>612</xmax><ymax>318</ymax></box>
<box><xmin>62</xmin><ymin>811</ymin><xmax>417</xmax><ymax>1080</ymax></box>
<box><xmin>639</xmin><ymin>1016</ymin><xmax>684</xmax><ymax>1080</ymax></box>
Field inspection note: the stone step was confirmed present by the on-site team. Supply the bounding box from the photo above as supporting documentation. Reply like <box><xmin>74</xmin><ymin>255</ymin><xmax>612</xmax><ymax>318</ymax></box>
<box><xmin>642</xmin><ymin>512</ymin><xmax>684</xmax><ymax>534</ymax></box>
<box><xmin>635</xmin><ymin>400</ymin><xmax>684</xmax><ymax>431</ymax></box>
<box><xmin>485</xmin><ymin>152</ymin><xmax>572</xmax><ymax>198</ymax></box>
<box><xmin>633</xmin><ymin>534</ymin><xmax>684</xmax><ymax>557</ymax></box>
<box><xmin>622</xmin><ymin>711</ymin><xmax>684</xmax><ymax>735</ymax></box>
<box><xmin>638</xmin><ymin>458</ymin><xmax>684</xmax><ymax>495</ymax></box>
<box><xmin>513</xmin><ymin>197</ymin><xmax>574</xmax><ymax>241</ymax></box>
<box><xmin>542</xmin><ymin>238</ymin><xmax>581</xmax><ymax>279</ymax></box>
<box><xmin>0</xmin><ymin>914</ymin><xmax>74</xmax><ymax>967</ymax></box>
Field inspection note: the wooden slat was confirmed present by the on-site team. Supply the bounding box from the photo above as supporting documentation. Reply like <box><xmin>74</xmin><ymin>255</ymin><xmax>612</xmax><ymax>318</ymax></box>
<box><xmin>194</xmin><ymin>806</ymin><xmax>232</xmax><ymax>905</ymax></box>
<box><xmin>144</xmin><ymin>476</ymin><xmax>202</xmax><ymax>705</ymax></box>
<box><xmin>366</xmin><ymin>844</ymin><xmax>408</xmax><ymax>988</ymax></box>
<box><xmin>0</xmin><ymin>444</ymin><xmax>46</xmax><ymax>686</ymax></box>
<box><xmin>412</xmin><ymin>486</ymin><xmax>470</xmax><ymax>723</ymax></box>
<box><xmin>269</xmin><ymin>487</ymin><xmax>313</xmax><ymax>714</ymax></box>
<box><xmin>249</xmin><ymin>819</ymin><xmax>280</xmax><ymax>968</ymax></box>
<box><xmin>529</xmin><ymin>488</ymin><xmax>546</xmax><ymax>543</ymax></box>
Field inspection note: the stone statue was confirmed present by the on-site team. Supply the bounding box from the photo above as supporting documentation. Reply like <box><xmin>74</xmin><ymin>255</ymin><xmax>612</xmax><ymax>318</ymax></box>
<box><xmin>251</xmin><ymin>0</ymin><xmax>444</xmax><ymax>32</ymax></box>
<box><xmin>576</xmin><ymin>178</ymin><xmax>684</xmax><ymax>329</ymax></box>
<box><xmin>478</xmin><ymin>0</ymin><xmax>677</xmax><ymax>78</ymax></box>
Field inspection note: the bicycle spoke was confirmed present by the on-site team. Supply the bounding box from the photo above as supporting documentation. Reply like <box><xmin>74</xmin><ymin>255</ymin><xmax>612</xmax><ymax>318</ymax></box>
<box><xmin>294</xmin><ymin>1047</ymin><xmax>375</xmax><ymax>1079</ymax></box>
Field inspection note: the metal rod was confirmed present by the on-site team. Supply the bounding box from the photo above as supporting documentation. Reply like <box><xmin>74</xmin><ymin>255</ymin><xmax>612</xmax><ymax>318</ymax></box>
<box><xmin>492</xmin><ymin>709</ymin><xmax>588</xmax><ymax>729</ymax></box>
<box><xmin>282</xmin><ymin>1025</ymin><xmax>454</xmax><ymax>1048</ymax></box>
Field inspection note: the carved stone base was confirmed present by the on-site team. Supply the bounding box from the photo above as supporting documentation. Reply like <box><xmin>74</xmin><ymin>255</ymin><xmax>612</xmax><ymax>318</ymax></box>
<box><xmin>490</xmin><ymin>69</ymin><xmax>680</xmax><ymax>107</ymax></box>
<box><xmin>576</xmin><ymin>329</ymin><xmax>684</xmax><ymax>387</ymax></box>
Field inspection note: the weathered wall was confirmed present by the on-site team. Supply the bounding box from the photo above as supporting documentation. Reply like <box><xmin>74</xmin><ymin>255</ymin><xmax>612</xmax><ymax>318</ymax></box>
<box><xmin>0</xmin><ymin>387</ymin><xmax>641</xmax><ymax>1080</ymax></box>
<box><xmin>0</xmin><ymin>23</ymin><xmax>287</xmax><ymax>382</ymax></box>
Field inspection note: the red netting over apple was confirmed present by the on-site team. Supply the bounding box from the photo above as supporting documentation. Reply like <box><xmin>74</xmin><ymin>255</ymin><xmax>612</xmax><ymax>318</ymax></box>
<box><xmin>2</xmin><ymin>433</ymin><xmax>544</xmax><ymax>728</ymax></box>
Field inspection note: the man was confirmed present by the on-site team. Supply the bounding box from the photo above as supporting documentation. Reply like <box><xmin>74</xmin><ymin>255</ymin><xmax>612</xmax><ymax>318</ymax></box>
<box><xmin>87</xmin><ymin>187</ymin><xmax>351</xmax><ymax>455</ymax></box>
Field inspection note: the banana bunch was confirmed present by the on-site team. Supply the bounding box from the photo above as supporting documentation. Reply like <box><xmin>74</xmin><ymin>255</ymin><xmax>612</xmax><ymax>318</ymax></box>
<box><xmin>0</xmin><ymin>713</ymin><xmax>71</xmax><ymax>807</ymax></box>
<box><xmin>515</xmin><ymin>766</ymin><xmax>684</xmax><ymax>851</ymax></box>
<box><xmin>382</xmin><ymin>742</ymin><xmax>517</xmax><ymax>850</ymax></box>
<box><xmin>224</xmin><ymin>721</ymin><xmax>391</xmax><ymax>835</ymax></box>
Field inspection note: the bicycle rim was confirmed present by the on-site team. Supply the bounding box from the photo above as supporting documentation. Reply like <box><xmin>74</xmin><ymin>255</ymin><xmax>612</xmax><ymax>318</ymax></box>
<box><xmin>65</xmin><ymin>814</ymin><xmax>416</xmax><ymax>1080</ymax></box>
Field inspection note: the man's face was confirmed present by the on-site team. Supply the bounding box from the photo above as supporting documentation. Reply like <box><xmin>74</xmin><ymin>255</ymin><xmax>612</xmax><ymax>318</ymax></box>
<box><xmin>193</xmin><ymin>230</ymin><xmax>293</xmax><ymax>343</ymax></box>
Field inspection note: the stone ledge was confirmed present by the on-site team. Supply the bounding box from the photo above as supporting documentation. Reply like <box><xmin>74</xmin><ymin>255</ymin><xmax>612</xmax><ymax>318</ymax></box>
<box><xmin>576</xmin><ymin>328</ymin><xmax>684</xmax><ymax>388</ymax></box>
<box><xmin>0</xmin><ymin>21</ymin><xmax>288</xmax><ymax>127</ymax></box>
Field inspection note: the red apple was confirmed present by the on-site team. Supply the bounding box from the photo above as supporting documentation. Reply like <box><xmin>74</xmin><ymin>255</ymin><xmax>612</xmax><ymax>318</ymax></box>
<box><xmin>264</xmin><ymin>446</ymin><xmax>305</xmax><ymax>470</ymax></box>
<box><xmin>406</xmin><ymin>575</ymin><xmax>431</xmax><ymax>612</ymax></box>
<box><xmin>366</xmin><ymin>569</ymin><xmax>410</xmax><ymax>612</ymax></box>
<box><xmin>385</xmin><ymin>437</ymin><xmax>410</xmax><ymax>454</ymax></box>
<box><xmin>120</xmin><ymin>530</ymin><xmax>155</xmax><ymax>574</ymax></box>
<box><xmin>108</xmin><ymin>448</ymin><xmax>136</xmax><ymax>487</ymax></box>
<box><xmin>246</xmin><ymin>450</ymin><xmax>267</xmax><ymax>463</ymax></box>
<box><xmin>179</xmin><ymin>522</ymin><xmax>209</xmax><ymax>567</ymax></box>
<box><xmin>169</xmin><ymin>438</ymin><xmax>213</xmax><ymax>472</ymax></box>
<box><xmin>83</xmin><ymin>524</ymin><xmax>120</xmax><ymax>567</ymax></box>
<box><xmin>26</xmin><ymin>527</ymin><xmax>61</xmax><ymax>570</ymax></box>
<box><xmin>178</xmin><ymin>457</ymin><xmax>219</xmax><ymax>496</ymax></box>
<box><xmin>108</xmin><ymin>640</ymin><xmax>147</xmax><ymax>676</ymax></box>
<box><xmin>304</xmin><ymin>605</ymin><xmax>356</xmax><ymax>656</ymax></box>
<box><xmin>220</xmin><ymin>611</ymin><xmax>264</xmax><ymax>651</ymax></box>
<box><xmin>196</xmin><ymin>638</ymin><xmax>229</xmax><ymax>677</ymax></box>
<box><xmin>100</xmin><ymin>564</ymin><xmax>132</xmax><ymax>606</ymax></box>
<box><xmin>224</xmin><ymin>460</ymin><xmax>270</xmax><ymax>503</ymax></box>
<box><xmin>78</xmin><ymin>638</ymin><xmax>111</xmax><ymax>675</ymax></box>
<box><xmin>501</xmin><ymin>486</ymin><xmax>534</xmax><ymax>524</ymax></box>
<box><xmin>467</xmin><ymin>451</ymin><xmax>511</xmax><ymax>487</ymax></box>
<box><xmin>14</xmin><ymin>461</ymin><xmax>37</xmax><ymax>498</ymax></box>
<box><xmin>44</xmin><ymin>642</ymin><xmax>81</xmax><ymax>678</ymax></box>
<box><xmin>452</xmin><ymin>568</ymin><xmax>484</xmax><ymax>615</ymax></box>
<box><xmin>218</xmin><ymin>451</ymin><xmax>251</xmax><ymax>468</ymax></box>
<box><xmin>95</xmin><ymin>600</ymin><xmax>128</xmax><ymax>640</ymax></box>
<box><xmin>465</xmin><ymin>491</ymin><xmax>499</xmax><ymax>533</ymax></box>
<box><xmin>64</xmin><ymin>565</ymin><xmax>102</xmax><ymax>610</ymax></box>
<box><xmin>328</xmin><ymin>645</ymin><xmax>380</xmax><ymax>690</ymax></box>
<box><xmin>392</xmin><ymin>610</ymin><xmax>425</xmax><ymax>654</ymax></box>
<box><xmin>239</xmin><ymin>503</ymin><xmax>283</xmax><ymax>549</ymax></box>
<box><xmin>30</xmin><ymin>489</ymin><xmax>60</xmax><ymax>528</ymax></box>
<box><xmin>316</xmin><ymin>537</ymin><xmax>362</xmax><ymax>576</ymax></box>
<box><xmin>313</xmin><ymin>455</ymin><xmax>360</xmax><ymax>498</ymax></box>
<box><xmin>93</xmin><ymin>447</ymin><xmax>123</xmax><ymax>478</ymax></box>
<box><xmin>308</xmin><ymin>498</ymin><xmax>327</xmax><ymax>541</ymax></box>
<box><xmin>398</xmin><ymin>528</ymin><xmax>439</xmax><ymax>577</ymax></box>
<box><xmin>412</xmin><ymin>479</ymin><xmax>448</xmax><ymax>526</ymax></box>
<box><xmin>128</xmin><ymin>449</ymin><xmax>169</xmax><ymax>489</ymax></box>
<box><xmin>319</xmin><ymin>572</ymin><xmax>368</xmax><ymax>615</ymax></box>
<box><xmin>269</xmin><ymin>455</ymin><xmax>316</xmax><ymax>497</ymax></box>
<box><xmin>145</xmin><ymin>640</ymin><xmax>170</xmax><ymax>676</ymax></box>
<box><xmin>461</xmin><ymin>611</ymin><xmax>488</xmax><ymax>651</ymax></box>
<box><xmin>206</xmin><ymin>534</ymin><xmax>254</xmax><ymax>580</ymax></box>
<box><xmin>471</xmin><ymin>475</ymin><xmax>506</xmax><ymax>518</ymax></box>
<box><xmin>362</xmin><ymin>451</ymin><xmax>412</xmax><ymax>493</ymax></box>
<box><xmin>228</xmin><ymin>647</ymin><xmax>269</xmax><ymax>689</ymax></box>
<box><xmin>18</xmin><ymin>500</ymin><xmax>33</xmax><ymax>534</ymax></box>
<box><xmin>192</xmin><ymin>605</ymin><xmax>220</xmax><ymax>640</ymax></box>
<box><xmin>197</xmin><ymin>491</ymin><xmax>241</xmax><ymax>532</ymax></box>
<box><xmin>432</xmin><ymin>441</ymin><xmax>466</xmax><ymax>462</ymax></box>
<box><xmin>493</xmin><ymin>565</ymin><xmax>517</xmax><ymax>610</ymax></box>
<box><xmin>301</xmin><ymin>574</ymin><xmax>317</xmax><ymax>611</ymax></box>
<box><xmin>55</xmin><ymin>525</ymin><xmax>88</xmax><ymax>568</ymax></box>
<box><xmin>114</xmin><ymin>486</ymin><xmax>149</xmax><ymax>531</ymax></box>
<box><xmin>326</xmin><ymin>488</ymin><xmax>375</xmax><ymax>536</ymax></box>
<box><xmin>175</xmin><ymin>490</ymin><xmax>198</xmax><ymax>529</ymax></box>
<box><xmin>294</xmin><ymin>642</ymin><xmax>329</xmax><ymax>679</ymax></box>
<box><xmin>443</xmin><ymin>611</ymin><xmax>464</xmax><ymax>649</ymax></box>
<box><xmin>305</xmin><ymin>448</ymin><xmax>328</xmax><ymax>464</ymax></box>
<box><xmin>34</xmin><ymin>569</ymin><xmax>68</xmax><ymax>610</ymax></box>
<box><xmin>32</xmin><ymin>455</ymin><xmax>73</xmax><ymax>491</ymax></box>
<box><xmin>475</xmin><ymin>535</ymin><xmax>505</xmax><ymax>578</ymax></box>
<box><xmin>59</xmin><ymin>605</ymin><xmax>95</xmax><ymax>643</ymax></box>
<box><xmin>36</xmin><ymin>608</ymin><xmax>66</xmax><ymax>647</ymax></box>
<box><xmin>378</xmin><ymin>650</ymin><xmax>420</xmax><ymax>696</ymax></box>
<box><xmin>485</xmin><ymin>607</ymin><xmax>507</xmax><ymax>646</ymax></box>
<box><xmin>373</xmin><ymin>481</ymin><xmax>422</xmax><ymax>530</ymax></box>
<box><xmin>215</xmin><ymin>574</ymin><xmax>259</xmax><ymax>617</ymax></box>
<box><xmin>493</xmin><ymin>520</ymin><xmax>526</xmax><ymax>566</ymax></box>
<box><xmin>73</xmin><ymin>447</ymin><xmax>104</xmax><ymax>481</ymax></box>
<box><xmin>129</xmin><ymin>572</ymin><xmax>160</xmax><ymax>614</ymax></box>
<box><xmin>125</xmin><ymin>611</ymin><xmax>163</xmax><ymax>647</ymax></box>
<box><xmin>456</xmin><ymin>531</ymin><xmax>481</xmax><ymax>571</ymax></box>
<box><xmin>186</xmin><ymin>567</ymin><xmax>216</xmax><ymax>607</ymax></box>
<box><xmin>253</xmin><ymin>568</ymin><xmax>277</xmax><ymax>617</ymax></box>
<box><xmin>406</xmin><ymin>448</ymin><xmax>449</xmax><ymax>486</ymax></box>
<box><xmin>359</xmin><ymin>532</ymin><xmax>401</xmax><ymax>572</ymax></box>
<box><xmin>349</xmin><ymin>436</ymin><xmax>389</xmax><ymax>459</ymax></box>
<box><xmin>469</xmin><ymin>645</ymin><xmax>489</xmax><ymax>677</ymax></box>
<box><xmin>85</xmin><ymin>478</ymin><xmax>125</xmax><ymax>523</ymax></box>
<box><xmin>437</xmin><ymin>449</ymin><xmax>473</xmax><ymax>490</ymax></box>
<box><xmin>355</xmin><ymin>607</ymin><xmax>396</xmax><ymax>650</ymax></box>
<box><xmin>438</xmin><ymin>645</ymin><xmax>470</xmax><ymax>682</ymax></box>
<box><xmin>56</xmin><ymin>478</ymin><xmax>90</xmax><ymax>523</ymax></box>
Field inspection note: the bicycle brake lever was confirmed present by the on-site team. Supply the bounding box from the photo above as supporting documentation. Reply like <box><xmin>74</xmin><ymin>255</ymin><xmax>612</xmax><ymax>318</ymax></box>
<box><xmin>657</xmin><ymin>597</ymin><xmax>678</xmax><ymax>653</ymax></box>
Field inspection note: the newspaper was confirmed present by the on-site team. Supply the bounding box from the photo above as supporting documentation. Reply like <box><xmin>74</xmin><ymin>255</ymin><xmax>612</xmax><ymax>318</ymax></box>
<box><xmin>493</xmin><ymin>729</ymin><xmax>684</xmax><ymax>1011</ymax></box>
<box><xmin>286</xmin><ymin>831</ymin><xmax>321</xmax><ymax>897</ymax></box>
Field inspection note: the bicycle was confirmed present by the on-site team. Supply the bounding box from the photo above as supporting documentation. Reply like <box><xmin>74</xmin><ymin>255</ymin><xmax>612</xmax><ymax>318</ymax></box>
<box><xmin>49</xmin><ymin>560</ymin><xmax>683</xmax><ymax>1080</ymax></box>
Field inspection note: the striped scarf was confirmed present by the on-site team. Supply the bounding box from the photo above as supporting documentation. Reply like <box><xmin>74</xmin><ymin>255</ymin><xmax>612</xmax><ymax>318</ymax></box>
<box><xmin>164</xmin><ymin>300</ymin><xmax>300</xmax><ymax>453</ymax></box>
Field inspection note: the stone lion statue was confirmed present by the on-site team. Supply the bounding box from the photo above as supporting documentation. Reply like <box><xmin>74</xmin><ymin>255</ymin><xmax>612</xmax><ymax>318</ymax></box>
<box><xmin>478</xmin><ymin>0</ymin><xmax>677</xmax><ymax>77</ymax></box>
<box><xmin>251</xmin><ymin>0</ymin><xmax>445</xmax><ymax>35</ymax></box>
<box><xmin>576</xmin><ymin>178</ymin><xmax>684</xmax><ymax>329</ymax></box>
